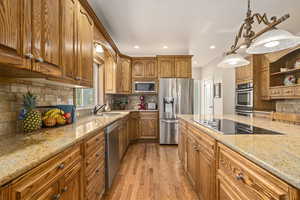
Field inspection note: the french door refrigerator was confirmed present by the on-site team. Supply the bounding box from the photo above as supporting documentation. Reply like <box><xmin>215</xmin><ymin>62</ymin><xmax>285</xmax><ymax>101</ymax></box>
<box><xmin>159</xmin><ymin>78</ymin><xmax>194</xmax><ymax>144</ymax></box>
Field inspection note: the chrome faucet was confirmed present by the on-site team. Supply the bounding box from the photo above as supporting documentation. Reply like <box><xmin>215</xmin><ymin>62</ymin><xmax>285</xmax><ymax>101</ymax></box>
<box><xmin>93</xmin><ymin>104</ymin><xmax>106</xmax><ymax>115</ymax></box>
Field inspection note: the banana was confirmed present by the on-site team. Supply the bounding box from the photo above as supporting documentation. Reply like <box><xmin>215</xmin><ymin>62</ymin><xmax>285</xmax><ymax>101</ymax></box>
<box><xmin>43</xmin><ymin>109</ymin><xmax>65</xmax><ymax>121</ymax></box>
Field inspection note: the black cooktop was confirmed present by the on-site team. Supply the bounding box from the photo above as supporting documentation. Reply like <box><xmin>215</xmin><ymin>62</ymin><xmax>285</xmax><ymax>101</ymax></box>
<box><xmin>193</xmin><ymin>118</ymin><xmax>283</xmax><ymax>135</ymax></box>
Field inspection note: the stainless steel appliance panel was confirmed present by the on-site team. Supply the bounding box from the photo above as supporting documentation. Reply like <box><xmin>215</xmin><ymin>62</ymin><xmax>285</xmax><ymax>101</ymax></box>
<box><xmin>159</xmin><ymin>78</ymin><xmax>177</xmax><ymax>119</ymax></box>
<box><xmin>105</xmin><ymin>121</ymin><xmax>120</xmax><ymax>189</ymax></box>
<box><xmin>159</xmin><ymin>119</ymin><xmax>179</xmax><ymax>144</ymax></box>
<box><xmin>176</xmin><ymin>78</ymin><xmax>194</xmax><ymax>116</ymax></box>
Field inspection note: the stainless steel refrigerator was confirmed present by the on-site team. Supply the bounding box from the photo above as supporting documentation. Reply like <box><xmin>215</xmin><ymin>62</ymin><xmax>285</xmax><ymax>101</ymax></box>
<box><xmin>159</xmin><ymin>78</ymin><xmax>194</xmax><ymax>144</ymax></box>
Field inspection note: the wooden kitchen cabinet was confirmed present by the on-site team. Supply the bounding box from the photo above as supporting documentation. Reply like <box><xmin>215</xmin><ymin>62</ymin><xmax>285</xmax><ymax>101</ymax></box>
<box><xmin>30</xmin><ymin>0</ymin><xmax>62</xmax><ymax>77</ymax></box>
<box><xmin>105</xmin><ymin>51</ymin><xmax>117</xmax><ymax>93</ymax></box>
<box><xmin>119</xmin><ymin>117</ymin><xmax>130</xmax><ymax>159</ymax></box>
<box><xmin>132</xmin><ymin>57</ymin><xmax>157</xmax><ymax>79</ymax></box>
<box><xmin>0</xmin><ymin>0</ymin><xmax>29</xmax><ymax>70</ymax></box>
<box><xmin>186</xmin><ymin>134</ymin><xmax>197</xmax><ymax>188</ymax></box>
<box><xmin>175</xmin><ymin>56</ymin><xmax>192</xmax><ymax>78</ymax></box>
<box><xmin>139</xmin><ymin>112</ymin><xmax>158</xmax><ymax>139</ymax></box>
<box><xmin>178</xmin><ymin>120</ymin><xmax>187</xmax><ymax>171</ymax></box>
<box><xmin>217</xmin><ymin>143</ymin><xmax>298</xmax><ymax>200</ymax></box>
<box><xmin>117</xmin><ymin>57</ymin><xmax>132</xmax><ymax>94</ymax></box>
<box><xmin>129</xmin><ymin>112</ymin><xmax>140</xmax><ymax>142</ymax></box>
<box><xmin>0</xmin><ymin>185</ymin><xmax>10</xmax><ymax>200</ymax></box>
<box><xmin>235</xmin><ymin>64</ymin><xmax>253</xmax><ymax>84</ymax></box>
<box><xmin>62</xmin><ymin>0</ymin><xmax>78</xmax><ymax>82</ymax></box>
<box><xmin>77</xmin><ymin>4</ymin><xmax>94</xmax><ymax>87</ymax></box>
<box><xmin>157</xmin><ymin>56</ymin><xmax>175</xmax><ymax>78</ymax></box>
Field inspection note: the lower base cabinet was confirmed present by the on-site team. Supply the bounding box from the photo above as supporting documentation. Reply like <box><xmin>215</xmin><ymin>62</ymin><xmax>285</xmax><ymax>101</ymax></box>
<box><xmin>0</xmin><ymin>185</ymin><xmax>10</xmax><ymax>200</ymax></box>
<box><xmin>139</xmin><ymin>112</ymin><xmax>158</xmax><ymax>139</ymax></box>
<box><xmin>179</xmin><ymin>119</ymin><xmax>300</xmax><ymax>200</ymax></box>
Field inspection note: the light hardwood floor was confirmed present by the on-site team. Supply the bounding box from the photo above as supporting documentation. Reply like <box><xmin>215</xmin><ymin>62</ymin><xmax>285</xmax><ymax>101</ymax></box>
<box><xmin>103</xmin><ymin>143</ymin><xmax>199</xmax><ymax>200</ymax></box>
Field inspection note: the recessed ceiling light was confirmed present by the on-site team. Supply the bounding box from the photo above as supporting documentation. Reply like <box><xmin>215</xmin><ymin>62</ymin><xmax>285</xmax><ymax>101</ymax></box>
<box><xmin>134</xmin><ymin>45</ymin><xmax>140</xmax><ymax>49</ymax></box>
<box><xmin>240</xmin><ymin>45</ymin><xmax>247</xmax><ymax>49</ymax></box>
<box><xmin>210</xmin><ymin>45</ymin><xmax>216</xmax><ymax>49</ymax></box>
<box><xmin>163</xmin><ymin>45</ymin><xmax>168</xmax><ymax>49</ymax></box>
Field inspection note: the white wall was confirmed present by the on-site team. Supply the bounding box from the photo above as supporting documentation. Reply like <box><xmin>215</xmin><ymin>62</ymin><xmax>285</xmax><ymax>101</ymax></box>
<box><xmin>198</xmin><ymin>57</ymin><xmax>236</xmax><ymax>116</ymax></box>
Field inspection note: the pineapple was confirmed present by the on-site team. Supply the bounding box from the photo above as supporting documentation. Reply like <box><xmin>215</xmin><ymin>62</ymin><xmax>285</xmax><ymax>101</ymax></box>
<box><xmin>22</xmin><ymin>92</ymin><xmax>42</xmax><ymax>133</ymax></box>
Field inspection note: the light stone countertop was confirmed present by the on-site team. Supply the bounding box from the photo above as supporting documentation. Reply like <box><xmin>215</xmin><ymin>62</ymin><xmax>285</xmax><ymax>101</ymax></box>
<box><xmin>178</xmin><ymin>114</ymin><xmax>300</xmax><ymax>189</ymax></box>
<box><xmin>0</xmin><ymin>112</ymin><xmax>130</xmax><ymax>186</ymax></box>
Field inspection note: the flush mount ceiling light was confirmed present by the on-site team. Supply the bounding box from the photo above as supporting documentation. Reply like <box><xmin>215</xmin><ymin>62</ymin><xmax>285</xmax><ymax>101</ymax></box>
<box><xmin>210</xmin><ymin>45</ymin><xmax>216</xmax><ymax>49</ymax></box>
<box><xmin>134</xmin><ymin>45</ymin><xmax>140</xmax><ymax>49</ymax></box>
<box><xmin>218</xmin><ymin>0</ymin><xmax>294</xmax><ymax>68</ymax></box>
<box><xmin>218</xmin><ymin>53</ymin><xmax>250</xmax><ymax>68</ymax></box>
<box><xmin>163</xmin><ymin>45</ymin><xmax>168</xmax><ymax>49</ymax></box>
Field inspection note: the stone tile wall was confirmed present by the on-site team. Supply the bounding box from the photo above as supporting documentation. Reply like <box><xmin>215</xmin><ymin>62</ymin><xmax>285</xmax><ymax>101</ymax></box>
<box><xmin>107</xmin><ymin>94</ymin><xmax>158</xmax><ymax>110</ymax></box>
<box><xmin>0</xmin><ymin>80</ymin><xmax>74</xmax><ymax>135</ymax></box>
<box><xmin>276</xmin><ymin>100</ymin><xmax>300</xmax><ymax>113</ymax></box>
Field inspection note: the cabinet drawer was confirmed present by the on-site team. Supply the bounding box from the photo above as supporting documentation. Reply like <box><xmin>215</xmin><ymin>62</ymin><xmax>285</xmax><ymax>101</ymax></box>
<box><xmin>217</xmin><ymin>143</ymin><xmax>291</xmax><ymax>200</ymax></box>
<box><xmin>189</xmin><ymin>124</ymin><xmax>216</xmax><ymax>157</ymax></box>
<box><xmin>86</xmin><ymin>145</ymin><xmax>105</xmax><ymax>175</ymax></box>
<box><xmin>282</xmin><ymin>87</ymin><xmax>295</xmax><ymax>96</ymax></box>
<box><xmin>86</xmin><ymin>160</ymin><xmax>105</xmax><ymax>189</ymax></box>
<box><xmin>294</xmin><ymin>86</ymin><xmax>300</xmax><ymax>96</ymax></box>
<box><xmin>85</xmin><ymin>131</ymin><xmax>105</xmax><ymax>155</ymax></box>
<box><xmin>12</xmin><ymin>144</ymin><xmax>81</xmax><ymax>199</ymax></box>
<box><xmin>139</xmin><ymin>112</ymin><xmax>158</xmax><ymax>119</ymax></box>
<box><xmin>270</xmin><ymin>88</ymin><xmax>282</xmax><ymax>97</ymax></box>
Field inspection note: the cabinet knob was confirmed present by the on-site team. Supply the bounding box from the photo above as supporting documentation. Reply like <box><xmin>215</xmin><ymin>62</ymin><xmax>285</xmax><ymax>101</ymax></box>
<box><xmin>96</xmin><ymin>153</ymin><xmax>100</xmax><ymax>157</ymax></box>
<box><xmin>96</xmin><ymin>169</ymin><xmax>100</xmax><ymax>174</ymax></box>
<box><xmin>57</xmin><ymin>163</ymin><xmax>65</xmax><ymax>170</ymax></box>
<box><xmin>61</xmin><ymin>187</ymin><xmax>68</xmax><ymax>193</ymax></box>
<box><xmin>52</xmin><ymin>194</ymin><xmax>61</xmax><ymax>200</ymax></box>
<box><xmin>35</xmin><ymin>57</ymin><xmax>44</xmax><ymax>63</ymax></box>
<box><xmin>75</xmin><ymin>77</ymin><xmax>81</xmax><ymax>81</ymax></box>
<box><xmin>24</xmin><ymin>53</ymin><xmax>34</xmax><ymax>59</ymax></box>
<box><xmin>235</xmin><ymin>173</ymin><xmax>244</xmax><ymax>181</ymax></box>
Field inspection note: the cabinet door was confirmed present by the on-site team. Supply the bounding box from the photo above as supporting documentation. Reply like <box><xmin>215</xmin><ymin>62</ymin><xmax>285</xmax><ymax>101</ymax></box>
<box><xmin>158</xmin><ymin>57</ymin><xmax>175</xmax><ymax>78</ymax></box>
<box><xmin>196</xmin><ymin>146</ymin><xmax>216</xmax><ymax>200</ymax></box>
<box><xmin>129</xmin><ymin>113</ymin><xmax>139</xmax><ymax>141</ymax></box>
<box><xmin>186</xmin><ymin>135</ymin><xmax>197</xmax><ymax>187</ymax></box>
<box><xmin>120</xmin><ymin>58</ymin><xmax>131</xmax><ymax>93</ymax></box>
<box><xmin>144</xmin><ymin>59</ymin><xmax>157</xmax><ymax>78</ymax></box>
<box><xmin>175</xmin><ymin>57</ymin><xmax>191</xmax><ymax>78</ymax></box>
<box><xmin>132</xmin><ymin>60</ymin><xmax>145</xmax><ymax>78</ymax></box>
<box><xmin>31</xmin><ymin>0</ymin><xmax>62</xmax><ymax>77</ymax></box>
<box><xmin>62</xmin><ymin>0</ymin><xmax>77</xmax><ymax>81</ymax></box>
<box><xmin>139</xmin><ymin>113</ymin><xmax>158</xmax><ymax>139</ymax></box>
<box><xmin>105</xmin><ymin>53</ymin><xmax>116</xmax><ymax>93</ymax></box>
<box><xmin>60</xmin><ymin>163</ymin><xmax>82</xmax><ymax>200</ymax></box>
<box><xmin>31</xmin><ymin>182</ymin><xmax>59</xmax><ymax>200</ymax></box>
<box><xmin>216</xmin><ymin>172</ymin><xmax>243</xmax><ymax>200</ymax></box>
<box><xmin>77</xmin><ymin>4</ymin><xmax>94</xmax><ymax>86</ymax></box>
<box><xmin>0</xmin><ymin>185</ymin><xmax>10</xmax><ymax>200</ymax></box>
<box><xmin>0</xmin><ymin>0</ymin><xmax>29</xmax><ymax>70</ymax></box>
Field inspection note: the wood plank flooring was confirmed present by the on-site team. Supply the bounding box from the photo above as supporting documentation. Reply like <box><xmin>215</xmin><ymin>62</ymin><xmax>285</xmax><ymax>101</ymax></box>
<box><xmin>103</xmin><ymin>143</ymin><xmax>199</xmax><ymax>200</ymax></box>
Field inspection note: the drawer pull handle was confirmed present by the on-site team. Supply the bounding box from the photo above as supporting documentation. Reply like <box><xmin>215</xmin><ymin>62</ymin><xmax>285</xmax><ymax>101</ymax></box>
<box><xmin>52</xmin><ymin>194</ymin><xmax>61</xmax><ymax>200</ymax></box>
<box><xmin>58</xmin><ymin>163</ymin><xmax>65</xmax><ymax>170</ymax></box>
<box><xmin>236</xmin><ymin>173</ymin><xmax>244</xmax><ymax>181</ymax></box>
<box><xmin>24</xmin><ymin>53</ymin><xmax>34</xmax><ymax>59</ymax></box>
<box><xmin>35</xmin><ymin>57</ymin><xmax>44</xmax><ymax>63</ymax></box>
<box><xmin>62</xmin><ymin>187</ymin><xmax>68</xmax><ymax>193</ymax></box>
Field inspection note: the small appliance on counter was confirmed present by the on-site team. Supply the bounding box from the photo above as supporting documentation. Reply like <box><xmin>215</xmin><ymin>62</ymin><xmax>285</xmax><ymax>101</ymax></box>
<box><xmin>147</xmin><ymin>102</ymin><xmax>157</xmax><ymax>110</ymax></box>
<box><xmin>138</xmin><ymin>96</ymin><xmax>146</xmax><ymax>110</ymax></box>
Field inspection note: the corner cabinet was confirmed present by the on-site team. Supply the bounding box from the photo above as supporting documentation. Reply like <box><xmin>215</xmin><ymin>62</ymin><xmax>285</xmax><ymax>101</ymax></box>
<box><xmin>157</xmin><ymin>55</ymin><xmax>192</xmax><ymax>78</ymax></box>
<box><xmin>77</xmin><ymin>4</ymin><xmax>94</xmax><ymax>87</ymax></box>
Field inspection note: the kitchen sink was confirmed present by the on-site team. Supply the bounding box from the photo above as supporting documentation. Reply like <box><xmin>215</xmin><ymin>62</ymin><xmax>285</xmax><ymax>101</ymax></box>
<box><xmin>97</xmin><ymin>112</ymin><xmax>122</xmax><ymax>117</ymax></box>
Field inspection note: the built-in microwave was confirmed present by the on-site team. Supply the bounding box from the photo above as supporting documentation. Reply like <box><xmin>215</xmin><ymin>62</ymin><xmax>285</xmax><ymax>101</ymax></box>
<box><xmin>133</xmin><ymin>81</ymin><xmax>157</xmax><ymax>93</ymax></box>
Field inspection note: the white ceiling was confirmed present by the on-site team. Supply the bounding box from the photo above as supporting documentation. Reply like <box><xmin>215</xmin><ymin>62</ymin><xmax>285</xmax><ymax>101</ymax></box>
<box><xmin>88</xmin><ymin>0</ymin><xmax>300</xmax><ymax>67</ymax></box>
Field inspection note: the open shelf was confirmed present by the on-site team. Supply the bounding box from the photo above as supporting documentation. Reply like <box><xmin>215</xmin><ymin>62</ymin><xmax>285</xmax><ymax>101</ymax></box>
<box><xmin>270</xmin><ymin>67</ymin><xmax>300</xmax><ymax>76</ymax></box>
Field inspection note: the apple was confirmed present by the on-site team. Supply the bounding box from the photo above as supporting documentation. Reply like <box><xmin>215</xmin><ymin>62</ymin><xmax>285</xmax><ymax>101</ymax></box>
<box><xmin>63</xmin><ymin>113</ymin><xmax>71</xmax><ymax>119</ymax></box>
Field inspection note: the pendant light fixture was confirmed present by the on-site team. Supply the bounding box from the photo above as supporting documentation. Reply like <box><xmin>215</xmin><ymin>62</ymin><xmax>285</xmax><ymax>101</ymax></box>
<box><xmin>218</xmin><ymin>0</ymin><xmax>294</xmax><ymax>68</ymax></box>
<box><xmin>218</xmin><ymin>53</ymin><xmax>250</xmax><ymax>68</ymax></box>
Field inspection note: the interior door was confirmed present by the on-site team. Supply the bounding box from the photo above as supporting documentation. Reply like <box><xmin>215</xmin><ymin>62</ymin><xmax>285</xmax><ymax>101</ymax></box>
<box><xmin>31</xmin><ymin>0</ymin><xmax>62</xmax><ymax>77</ymax></box>
<box><xmin>0</xmin><ymin>0</ymin><xmax>29</xmax><ymax>69</ymax></box>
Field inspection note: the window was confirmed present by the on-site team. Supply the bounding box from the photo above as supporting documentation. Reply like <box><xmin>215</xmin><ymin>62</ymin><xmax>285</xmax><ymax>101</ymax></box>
<box><xmin>75</xmin><ymin>63</ymin><xmax>104</xmax><ymax>108</ymax></box>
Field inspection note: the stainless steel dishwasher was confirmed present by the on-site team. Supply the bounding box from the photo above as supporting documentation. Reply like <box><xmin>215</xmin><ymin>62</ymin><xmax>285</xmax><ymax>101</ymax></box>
<box><xmin>105</xmin><ymin>121</ymin><xmax>120</xmax><ymax>189</ymax></box>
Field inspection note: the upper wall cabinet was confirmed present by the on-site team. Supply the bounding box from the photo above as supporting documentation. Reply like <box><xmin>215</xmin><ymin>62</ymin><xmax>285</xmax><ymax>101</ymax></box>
<box><xmin>0</xmin><ymin>0</ymin><xmax>28</xmax><ymax>70</ymax></box>
<box><xmin>235</xmin><ymin>57</ymin><xmax>253</xmax><ymax>84</ymax></box>
<box><xmin>117</xmin><ymin>57</ymin><xmax>131</xmax><ymax>94</ymax></box>
<box><xmin>77</xmin><ymin>4</ymin><xmax>94</xmax><ymax>87</ymax></box>
<box><xmin>105</xmin><ymin>51</ymin><xmax>117</xmax><ymax>94</ymax></box>
<box><xmin>132</xmin><ymin>58</ymin><xmax>157</xmax><ymax>79</ymax></box>
<box><xmin>30</xmin><ymin>0</ymin><xmax>62</xmax><ymax>77</ymax></box>
<box><xmin>157</xmin><ymin>55</ymin><xmax>192</xmax><ymax>78</ymax></box>
<box><xmin>62</xmin><ymin>0</ymin><xmax>77</xmax><ymax>82</ymax></box>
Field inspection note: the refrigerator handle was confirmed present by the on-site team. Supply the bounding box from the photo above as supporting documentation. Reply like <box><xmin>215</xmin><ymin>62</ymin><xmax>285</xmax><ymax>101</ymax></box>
<box><xmin>161</xmin><ymin>120</ymin><xmax>179</xmax><ymax>123</ymax></box>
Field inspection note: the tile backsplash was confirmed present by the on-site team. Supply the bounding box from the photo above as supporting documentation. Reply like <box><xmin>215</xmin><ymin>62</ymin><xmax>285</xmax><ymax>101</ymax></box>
<box><xmin>107</xmin><ymin>94</ymin><xmax>158</xmax><ymax>110</ymax></box>
<box><xmin>0</xmin><ymin>80</ymin><xmax>74</xmax><ymax>135</ymax></box>
<box><xmin>276</xmin><ymin>99</ymin><xmax>300</xmax><ymax>113</ymax></box>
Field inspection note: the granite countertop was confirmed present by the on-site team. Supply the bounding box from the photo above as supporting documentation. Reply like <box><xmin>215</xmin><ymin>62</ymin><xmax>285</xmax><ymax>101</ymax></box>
<box><xmin>0</xmin><ymin>112</ymin><xmax>130</xmax><ymax>186</ymax></box>
<box><xmin>178</xmin><ymin>114</ymin><xmax>300</xmax><ymax>189</ymax></box>
<box><xmin>112</xmin><ymin>109</ymin><xmax>159</xmax><ymax>112</ymax></box>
